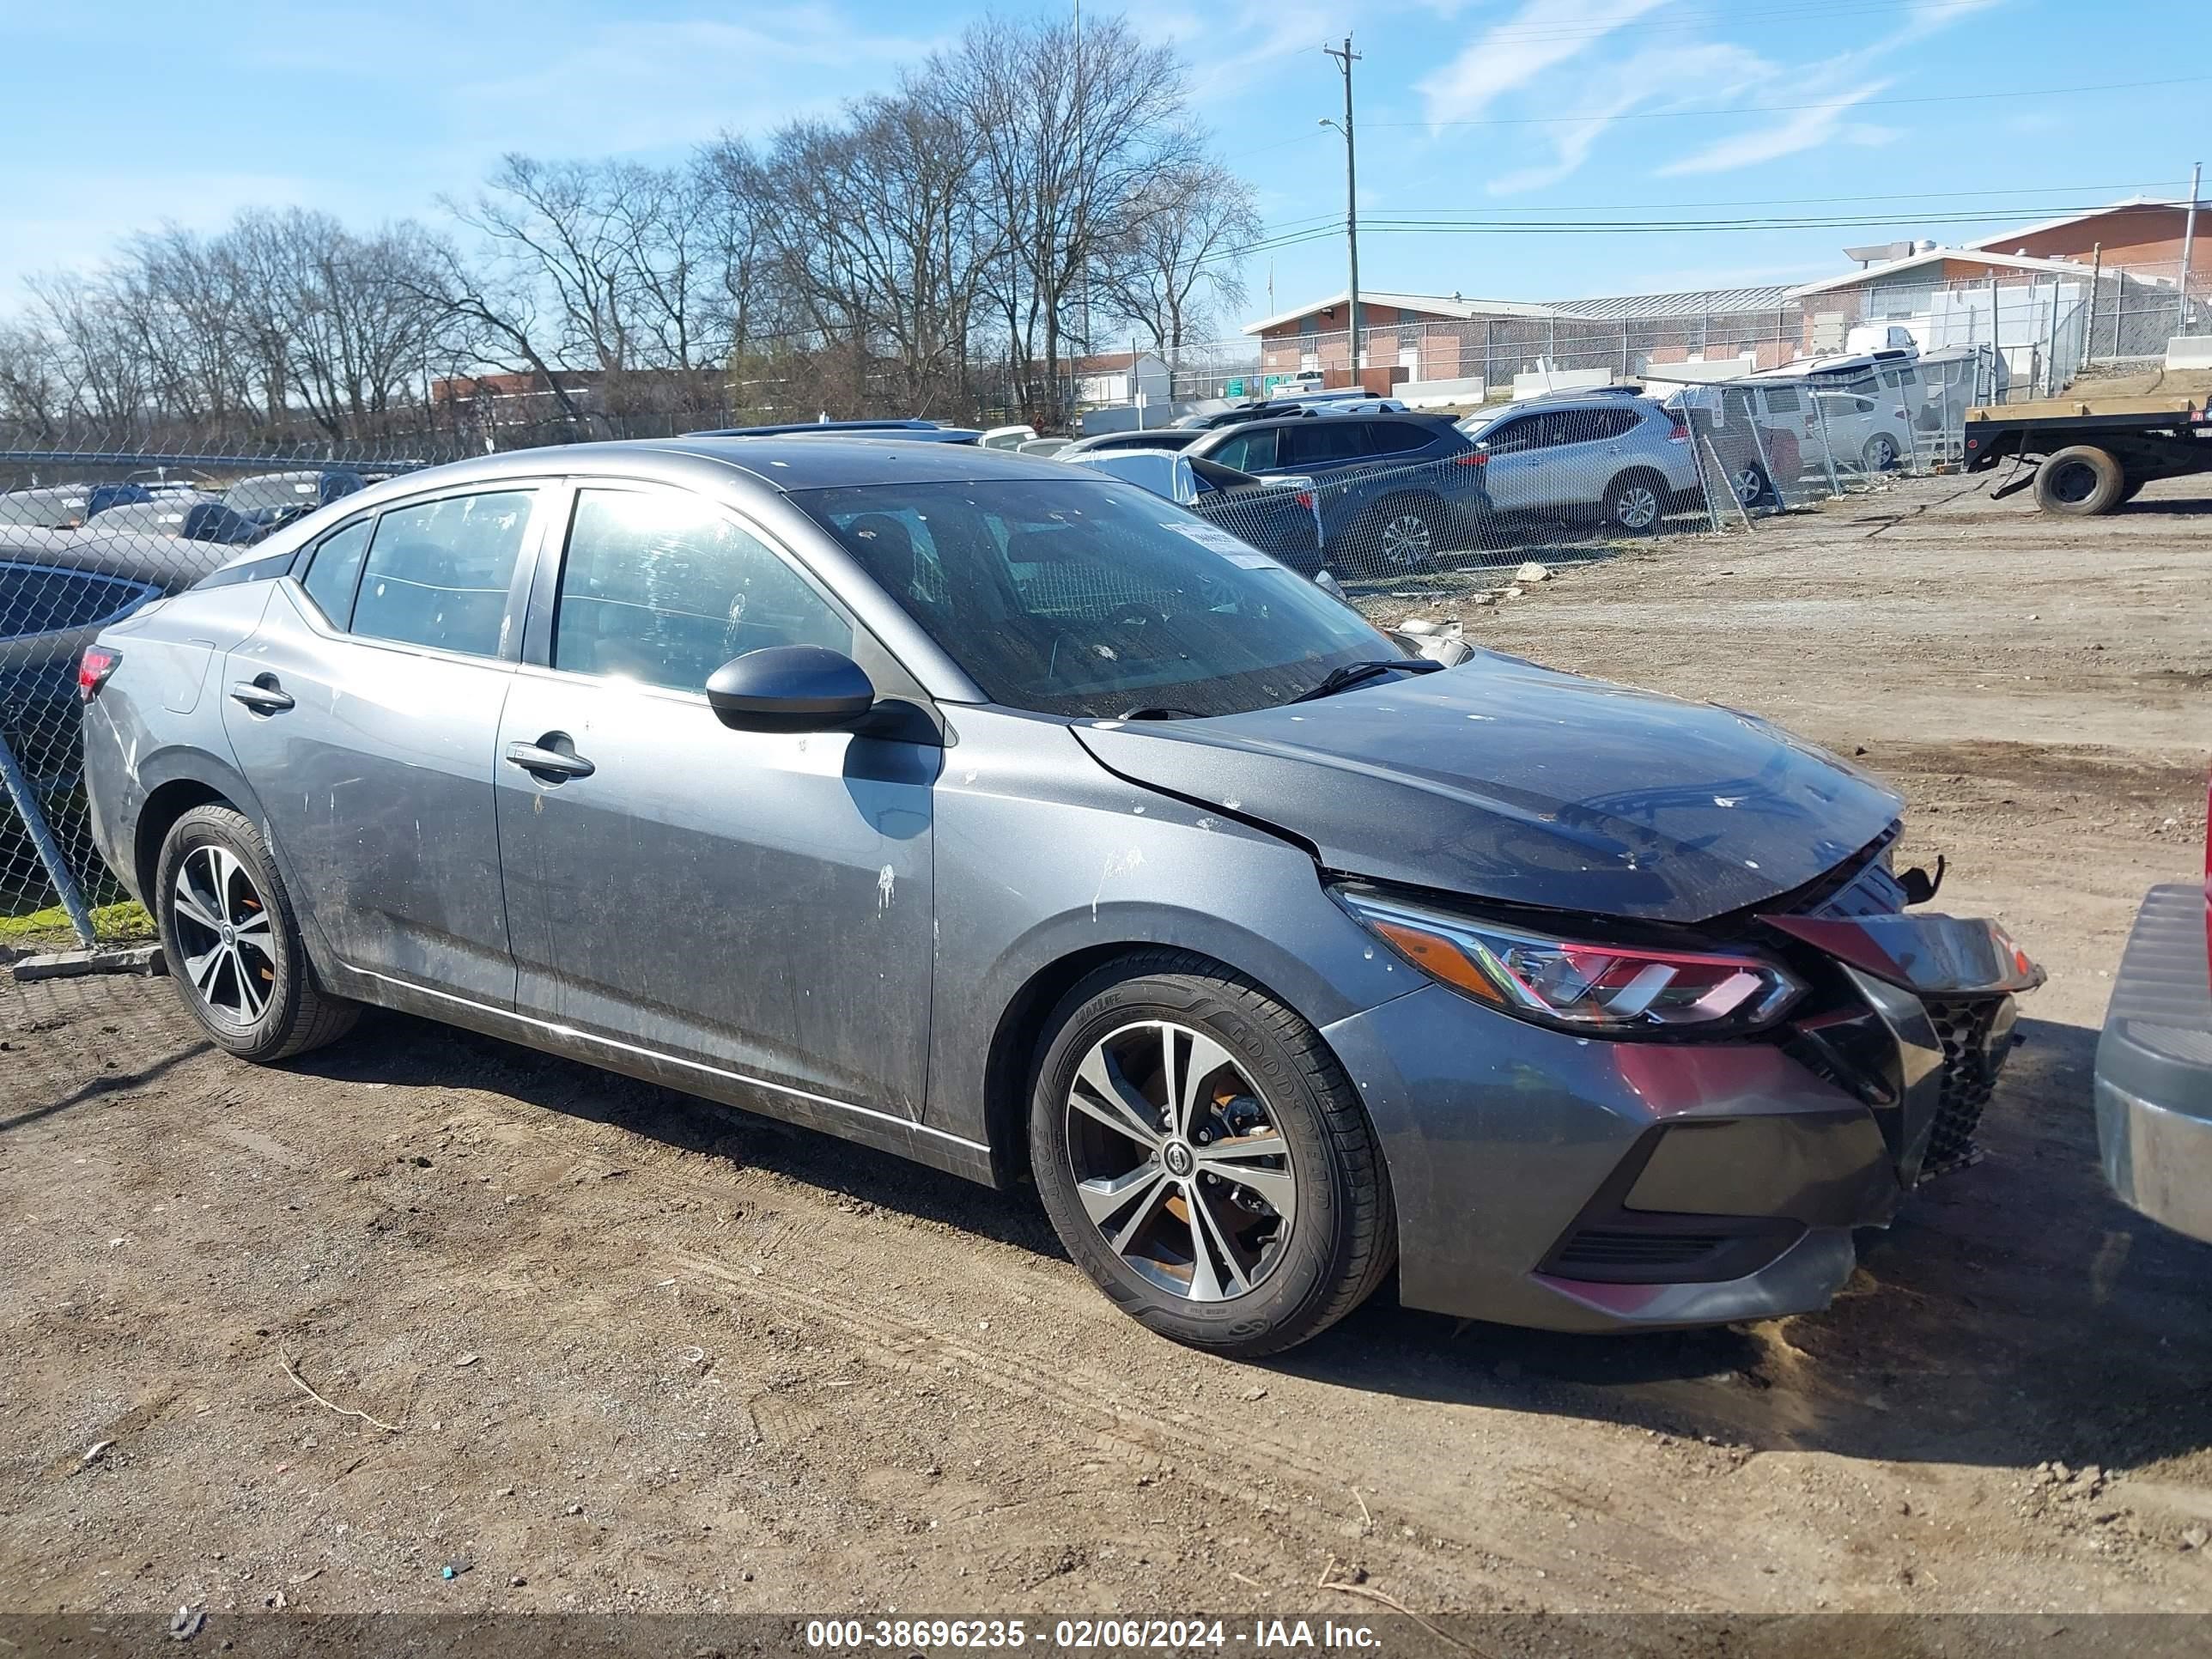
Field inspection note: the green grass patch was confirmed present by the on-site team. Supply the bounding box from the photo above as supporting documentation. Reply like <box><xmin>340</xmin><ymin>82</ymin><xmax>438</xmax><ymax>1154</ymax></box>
<box><xmin>0</xmin><ymin>898</ymin><xmax>155</xmax><ymax>952</ymax></box>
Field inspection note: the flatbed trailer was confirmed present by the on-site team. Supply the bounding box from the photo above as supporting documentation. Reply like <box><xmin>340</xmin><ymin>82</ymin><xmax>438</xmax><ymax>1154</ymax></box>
<box><xmin>1961</xmin><ymin>394</ymin><xmax>2212</xmax><ymax>514</ymax></box>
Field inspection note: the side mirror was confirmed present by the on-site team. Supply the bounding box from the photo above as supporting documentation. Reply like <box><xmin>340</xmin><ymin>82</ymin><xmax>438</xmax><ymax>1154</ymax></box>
<box><xmin>705</xmin><ymin>644</ymin><xmax>875</xmax><ymax>733</ymax></box>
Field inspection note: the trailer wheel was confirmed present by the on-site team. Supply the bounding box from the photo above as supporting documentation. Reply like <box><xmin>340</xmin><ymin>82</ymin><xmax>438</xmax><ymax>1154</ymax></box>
<box><xmin>2035</xmin><ymin>445</ymin><xmax>2126</xmax><ymax>516</ymax></box>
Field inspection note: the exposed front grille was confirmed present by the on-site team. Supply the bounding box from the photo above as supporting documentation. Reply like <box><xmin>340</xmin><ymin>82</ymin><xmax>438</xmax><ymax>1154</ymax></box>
<box><xmin>1923</xmin><ymin>995</ymin><xmax>2004</xmax><ymax>1169</ymax></box>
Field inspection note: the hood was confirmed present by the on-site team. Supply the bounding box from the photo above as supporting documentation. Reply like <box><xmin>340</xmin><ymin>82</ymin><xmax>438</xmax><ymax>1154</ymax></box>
<box><xmin>1073</xmin><ymin>653</ymin><xmax>1903</xmax><ymax>925</ymax></box>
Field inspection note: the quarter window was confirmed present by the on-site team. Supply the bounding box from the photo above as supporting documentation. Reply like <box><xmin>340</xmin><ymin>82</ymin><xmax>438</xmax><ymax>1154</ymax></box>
<box><xmin>300</xmin><ymin>518</ymin><xmax>373</xmax><ymax>627</ymax></box>
<box><xmin>350</xmin><ymin>489</ymin><xmax>534</xmax><ymax>658</ymax></box>
<box><xmin>552</xmin><ymin>487</ymin><xmax>851</xmax><ymax>691</ymax></box>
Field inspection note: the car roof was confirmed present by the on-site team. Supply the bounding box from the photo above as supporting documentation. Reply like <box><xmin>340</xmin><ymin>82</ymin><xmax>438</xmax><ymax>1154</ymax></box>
<box><xmin>1204</xmin><ymin>410</ymin><xmax>1451</xmax><ymax>434</ymax></box>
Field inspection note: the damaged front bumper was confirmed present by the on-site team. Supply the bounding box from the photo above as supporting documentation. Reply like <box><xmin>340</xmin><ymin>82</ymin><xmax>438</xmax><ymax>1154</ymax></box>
<box><xmin>1328</xmin><ymin>910</ymin><xmax>2042</xmax><ymax>1333</ymax></box>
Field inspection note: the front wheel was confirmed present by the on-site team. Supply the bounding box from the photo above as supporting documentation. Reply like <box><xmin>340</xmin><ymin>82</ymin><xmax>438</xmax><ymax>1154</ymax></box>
<box><xmin>1603</xmin><ymin>470</ymin><xmax>1667</xmax><ymax>533</ymax></box>
<box><xmin>155</xmin><ymin>805</ymin><xmax>358</xmax><ymax>1061</ymax></box>
<box><xmin>1030</xmin><ymin>953</ymin><xmax>1396</xmax><ymax>1358</ymax></box>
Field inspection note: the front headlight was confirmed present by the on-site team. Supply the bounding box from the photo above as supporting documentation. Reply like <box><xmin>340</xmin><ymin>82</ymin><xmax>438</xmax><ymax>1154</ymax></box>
<box><xmin>1335</xmin><ymin>887</ymin><xmax>1803</xmax><ymax>1036</ymax></box>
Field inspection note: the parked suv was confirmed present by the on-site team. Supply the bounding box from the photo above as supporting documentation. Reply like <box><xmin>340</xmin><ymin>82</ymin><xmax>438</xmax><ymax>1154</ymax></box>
<box><xmin>1457</xmin><ymin>397</ymin><xmax>1703</xmax><ymax>533</ymax></box>
<box><xmin>1182</xmin><ymin>412</ymin><xmax>1487</xmax><ymax>571</ymax></box>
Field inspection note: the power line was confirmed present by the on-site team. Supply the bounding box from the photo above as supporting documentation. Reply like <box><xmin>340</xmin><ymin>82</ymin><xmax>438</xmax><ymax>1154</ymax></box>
<box><xmin>1245</xmin><ymin>182</ymin><xmax>2191</xmax><ymax>244</ymax></box>
<box><xmin>1364</xmin><ymin>73</ymin><xmax>2212</xmax><ymax>129</ymax></box>
<box><xmin>1202</xmin><ymin>198</ymin><xmax>2194</xmax><ymax>264</ymax></box>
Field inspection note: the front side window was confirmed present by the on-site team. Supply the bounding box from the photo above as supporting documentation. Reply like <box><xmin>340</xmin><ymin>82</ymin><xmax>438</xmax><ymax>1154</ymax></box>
<box><xmin>1207</xmin><ymin>427</ymin><xmax>1279</xmax><ymax>473</ymax></box>
<box><xmin>799</xmin><ymin>478</ymin><xmax>1392</xmax><ymax>720</ymax></box>
<box><xmin>552</xmin><ymin>486</ymin><xmax>851</xmax><ymax>691</ymax></box>
<box><xmin>350</xmin><ymin>489</ymin><xmax>534</xmax><ymax>658</ymax></box>
<box><xmin>300</xmin><ymin>517</ymin><xmax>373</xmax><ymax>626</ymax></box>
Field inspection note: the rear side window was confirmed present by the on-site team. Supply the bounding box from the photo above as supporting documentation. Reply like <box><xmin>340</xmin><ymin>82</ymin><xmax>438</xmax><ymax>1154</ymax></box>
<box><xmin>552</xmin><ymin>486</ymin><xmax>851</xmax><ymax>691</ymax></box>
<box><xmin>1279</xmin><ymin>422</ymin><xmax>1372</xmax><ymax>465</ymax></box>
<box><xmin>350</xmin><ymin>489</ymin><xmax>534</xmax><ymax>659</ymax></box>
<box><xmin>1762</xmin><ymin>386</ymin><xmax>1801</xmax><ymax>414</ymax></box>
<box><xmin>1598</xmin><ymin>408</ymin><xmax>1644</xmax><ymax>441</ymax></box>
<box><xmin>1364</xmin><ymin>421</ymin><xmax>1439</xmax><ymax>458</ymax></box>
<box><xmin>300</xmin><ymin>518</ymin><xmax>374</xmax><ymax>626</ymax></box>
<box><xmin>1208</xmin><ymin>428</ymin><xmax>1279</xmax><ymax>472</ymax></box>
<box><xmin>0</xmin><ymin>563</ymin><xmax>156</xmax><ymax>640</ymax></box>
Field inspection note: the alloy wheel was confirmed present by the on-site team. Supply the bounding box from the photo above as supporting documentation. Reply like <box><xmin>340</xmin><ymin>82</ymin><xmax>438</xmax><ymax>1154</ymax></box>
<box><xmin>1613</xmin><ymin>483</ymin><xmax>1661</xmax><ymax>530</ymax></box>
<box><xmin>170</xmin><ymin>843</ymin><xmax>276</xmax><ymax>1028</ymax></box>
<box><xmin>1866</xmin><ymin>435</ymin><xmax>1899</xmax><ymax>471</ymax></box>
<box><xmin>1377</xmin><ymin>512</ymin><xmax>1435</xmax><ymax>568</ymax></box>
<box><xmin>1731</xmin><ymin>465</ymin><xmax>1767</xmax><ymax>507</ymax></box>
<box><xmin>1063</xmin><ymin>1019</ymin><xmax>1298</xmax><ymax>1302</ymax></box>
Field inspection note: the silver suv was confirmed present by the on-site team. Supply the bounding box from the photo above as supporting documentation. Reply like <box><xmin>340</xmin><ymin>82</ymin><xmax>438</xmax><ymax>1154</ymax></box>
<box><xmin>1456</xmin><ymin>396</ymin><xmax>1704</xmax><ymax>532</ymax></box>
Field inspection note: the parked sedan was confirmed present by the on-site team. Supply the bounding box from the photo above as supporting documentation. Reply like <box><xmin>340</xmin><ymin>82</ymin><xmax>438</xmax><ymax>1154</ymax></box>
<box><xmin>1184</xmin><ymin>411</ymin><xmax>1489</xmax><ymax>571</ymax></box>
<box><xmin>1457</xmin><ymin>396</ymin><xmax>1705</xmax><ymax>532</ymax></box>
<box><xmin>85</xmin><ymin>438</ymin><xmax>2039</xmax><ymax>1357</ymax></box>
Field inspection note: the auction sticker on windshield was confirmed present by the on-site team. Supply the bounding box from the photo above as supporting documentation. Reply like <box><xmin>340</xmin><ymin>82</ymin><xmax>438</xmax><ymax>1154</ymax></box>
<box><xmin>1162</xmin><ymin>520</ymin><xmax>1275</xmax><ymax>567</ymax></box>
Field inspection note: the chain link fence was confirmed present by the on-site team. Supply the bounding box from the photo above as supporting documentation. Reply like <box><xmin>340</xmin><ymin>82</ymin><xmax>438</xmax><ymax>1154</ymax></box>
<box><xmin>0</xmin><ymin>425</ymin><xmax>471</xmax><ymax>949</ymax></box>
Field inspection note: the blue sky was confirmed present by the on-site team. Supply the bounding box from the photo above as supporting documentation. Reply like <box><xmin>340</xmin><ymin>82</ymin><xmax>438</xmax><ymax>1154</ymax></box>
<box><xmin>4</xmin><ymin>0</ymin><xmax>2207</xmax><ymax>330</ymax></box>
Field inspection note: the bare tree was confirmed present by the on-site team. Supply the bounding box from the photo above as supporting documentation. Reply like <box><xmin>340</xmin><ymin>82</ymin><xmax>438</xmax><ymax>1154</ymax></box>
<box><xmin>1099</xmin><ymin>161</ymin><xmax>1258</xmax><ymax>361</ymax></box>
<box><xmin>939</xmin><ymin>12</ymin><xmax>1202</xmax><ymax>426</ymax></box>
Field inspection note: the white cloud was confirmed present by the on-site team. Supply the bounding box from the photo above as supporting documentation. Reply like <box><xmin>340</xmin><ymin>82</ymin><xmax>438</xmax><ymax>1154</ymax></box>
<box><xmin>1416</xmin><ymin>0</ymin><xmax>1675</xmax><ymax>125</ymax></box>
<box><xmin>1486</xmin><ymin>40</ymin><xmax>1772</xmax><ymax>194</ymax></box>
<box><xmin>1657</xmin><ymin>81</ymin><xmax>1893</xmax><ymax>175</ymax></box>
<box><xmin>1654</xmin><ymin>0</ymin><xmax>2004</xmax><ymax>176</ymax></box>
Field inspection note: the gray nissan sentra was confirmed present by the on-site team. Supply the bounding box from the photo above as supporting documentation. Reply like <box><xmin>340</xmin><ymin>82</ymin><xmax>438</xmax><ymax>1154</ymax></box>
<box><xmin>79</xmin><ymin>438</ymin><xmax>2044</xmax><ymax>1357</ymax></box>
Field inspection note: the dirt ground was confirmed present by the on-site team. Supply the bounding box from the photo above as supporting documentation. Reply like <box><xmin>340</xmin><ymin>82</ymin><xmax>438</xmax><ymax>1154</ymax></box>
<box><xmin>2</xmin><ymin>471</ymin><xmax>2209</xmax><ymax>1630</ymax></box>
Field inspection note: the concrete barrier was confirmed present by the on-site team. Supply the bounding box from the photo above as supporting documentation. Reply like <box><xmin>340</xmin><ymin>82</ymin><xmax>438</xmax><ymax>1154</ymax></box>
<box><xmin>2164</xmin><ymin>334</ymin><xmax>2212</xmax><ymax>370</ymax></box>
<box><xmin>1396</xmin><ymin>374</ymin><xmax>1486</xmax><ymax>409</ymax></box>
<box><xmin>1510</xmin><ymin>368</ymin><xmax>1617</xmax><ymax>401</ymax></box>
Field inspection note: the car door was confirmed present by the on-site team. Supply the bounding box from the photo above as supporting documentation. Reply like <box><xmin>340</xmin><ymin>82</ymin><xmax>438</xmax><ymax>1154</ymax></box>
<box><xmin>1477</xmin><ymin>412</ymin><xmax>1557</xmax><ymax>512</ymax></box>
<box><xmin>493</xmin><ymin>479</ymin><xmax>939</xmax><ymax>1121</ymax></box>
<box><xmin>1277</xmin><ymin>419</ymin><xmax>1375</xmax><ymax>477</ymax></box>
<box><xmin>221</xmin><ymin>484</ymin><xmax>546</xmax><ymax>1004</ymax></box>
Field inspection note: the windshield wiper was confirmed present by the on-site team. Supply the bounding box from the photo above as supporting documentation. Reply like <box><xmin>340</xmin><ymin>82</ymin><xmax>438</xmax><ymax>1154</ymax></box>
<box><xmin>1288</xmin><ymin>657</ymin><xmax>1443</xmax><ymax>705</ymax></box>
<box><xmin>1120</xmin><ymin>705</ymin><xmax>1207</xmax><ymax>720</ymax></box>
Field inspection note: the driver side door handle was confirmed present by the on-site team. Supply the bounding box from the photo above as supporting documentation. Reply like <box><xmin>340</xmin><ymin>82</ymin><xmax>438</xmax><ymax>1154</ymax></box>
<box><xmin>505</xmin><ymin>739</ymin><xmax>595</xmax><ymax>781</ymax></box>
<box><xmin>228</xmin><ymin>677</ymin><xmax>294</xmax><ymax>714</ymax></box>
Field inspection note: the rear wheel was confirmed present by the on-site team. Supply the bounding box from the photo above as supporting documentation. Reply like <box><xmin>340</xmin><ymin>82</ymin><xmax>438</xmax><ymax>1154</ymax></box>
<box><xmin>1030</xmin><ymin>953</ymin><xmax>1395</xmax><ymax>1358</ymax></box>
<box><xmin>1863</xmin><ymin>433</ymin><xmax>1901</xmax><ymax>472</ymax></box>
<box><xmin>2033</xmin><ymin>444</ymin><xmax>2126</xmax><ymax>516</ymax></box>
<box><xmin>1351</xmin><ymin>495</ymin><xmax>1444</xmax><ymax>573</ymax></box>
<box><xmin>1729</xmin><ymin>462</ymin><xmax>1776</xmax><ymax>509</ymax></box>
<box><xmin>155</xmin><ymin>805</ymin><xmax>357</xmax><ymax>1061</ymax></box>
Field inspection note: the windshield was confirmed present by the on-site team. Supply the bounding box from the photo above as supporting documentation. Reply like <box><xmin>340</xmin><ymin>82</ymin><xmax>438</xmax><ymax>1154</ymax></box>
<box><xmin>796</xmin><ymin>478</ymin><xmax>1396</xmax><ymax>719</ymax></box>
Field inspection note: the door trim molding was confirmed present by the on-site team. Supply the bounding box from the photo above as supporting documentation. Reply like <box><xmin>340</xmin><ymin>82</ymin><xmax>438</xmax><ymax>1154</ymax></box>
<box><xmin>349</xmin><ymin>966</ymin><xmax>988</xmax><ymax>1154</ymax></box>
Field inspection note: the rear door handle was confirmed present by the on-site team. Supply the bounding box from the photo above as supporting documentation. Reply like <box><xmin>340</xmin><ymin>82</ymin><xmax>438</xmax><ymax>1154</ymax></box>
<box><xmin>505</xmin><ymin>738</ymin><xmax>594</xmax><ymax>780</ymax></box>
<box><xmin>229</xmin><ymin>677</ymin><xmax>294</xmax><ymax>714</ymax></box>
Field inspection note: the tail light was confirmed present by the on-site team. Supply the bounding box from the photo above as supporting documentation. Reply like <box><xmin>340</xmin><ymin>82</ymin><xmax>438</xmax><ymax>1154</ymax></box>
<box><xmin>1455</xmin><ymin>451</ymin><xmax>1488</xmax><ymax>466</ymax></box>
<box><xmin>78</xmin><ymin>646</ymin><xmax>120</xmax><ymax>702</ymax></box>
<box><xmin>1667</xmin><ymin>420</ymin><xmax>1690</xmax><ymax>443</ymax></box>
<box><xmin>1292</xmin><ymin>490</ymin><xmax>1315</xmax><ymax>508</ymax></box>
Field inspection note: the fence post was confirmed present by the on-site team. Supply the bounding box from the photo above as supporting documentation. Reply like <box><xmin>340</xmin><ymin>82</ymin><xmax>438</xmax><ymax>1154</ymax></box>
<box><xmin>2085</xmin><ymin>244</ymin><xmax>2102</xmax><ymax>366</ymax></box>
<box><xmin>0</xmin><ymin>730</ymin><xmax>96</xmax><ymax>948</ymax></box>
<box><xmin>1811</xmin><ymin>392</ymin><xmax>1843</xmax><ymax>495</ymax></box>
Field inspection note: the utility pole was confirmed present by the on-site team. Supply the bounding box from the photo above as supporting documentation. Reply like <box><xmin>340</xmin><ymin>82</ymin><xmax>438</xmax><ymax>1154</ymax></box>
<box><xmin>2179</xmin><ymin>161</ymin><xmax>2202</xmax><ymax>327</ymax></box>
<box><xmin>1322</xmin><ymin>36</ymin><xmax>1362</xmax><ymax>382</ymax></box>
